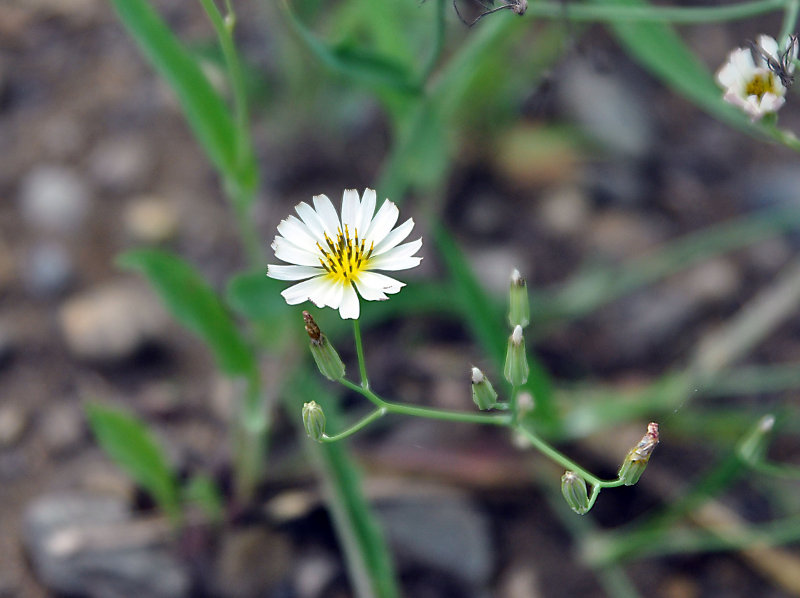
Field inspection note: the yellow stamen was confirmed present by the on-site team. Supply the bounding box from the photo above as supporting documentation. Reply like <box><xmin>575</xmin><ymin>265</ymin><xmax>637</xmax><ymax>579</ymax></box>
<box><xmin>745</xmin><ymin>72</ymin><xmax>778</xmax><ymax>98</ymax></box>
<box><xmin>317</xmin><ymin>227</ymin><xmax>374</xmax><ymax>284</ymax></box>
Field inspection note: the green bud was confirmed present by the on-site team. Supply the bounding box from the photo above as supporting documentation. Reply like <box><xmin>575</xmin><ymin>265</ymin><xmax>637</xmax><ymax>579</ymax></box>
<box><xmin>302</xmin><ymin>401</ymin><xmax>326</xmax><ymax>442</ymax></box>
<box><xmin>737</xmin><ymin>414</ymin><xmax>775</xmax><ymax>465</ymax></box>
<box><xmin>503</xmin><ymin>325</ymin><xmax>529</xmax><ymax>386</ymax></box>
<box><xmin>471</xmin><ymin>367</ymin><xmax>498</xmax><ymax>410</ymax></box>
<box><xmin>561</xmin><ymin>471</ymin><xmax>590</xmax><ymax>515</ymax></box>
<box><xmin>508</xmin><ymin>269</ymin><xmax>530</xmax><ymax>329</ymax></box>
<box><xmin>618</xmin><ymin>422</ymin><xmax>659</xmax><ymax>486</ymax></box>
<box><xmin>304</xmin><ymin>311</ymin><xmax>345</xmax><ymax>381</ymax></box>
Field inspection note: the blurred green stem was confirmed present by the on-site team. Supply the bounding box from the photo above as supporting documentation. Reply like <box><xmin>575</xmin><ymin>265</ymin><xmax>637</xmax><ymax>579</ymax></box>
<box><xmin>199</xmin><ymin>0</ymin><xmax>263</xmax><ymax>265</ymax></box>
<box><xmin>780</xmin><ymin>0</ymin><xmax>800</xmax><ymax>40</ymax></box>
<box><xmin>419</xmin><ymin>0</ymin><xmax>446</xmax><ymax>85</ymax></box>
<box><xmin>528</xmin><ymin>0</ymin><xmax>784</xmax><ymax>22</ymax></box>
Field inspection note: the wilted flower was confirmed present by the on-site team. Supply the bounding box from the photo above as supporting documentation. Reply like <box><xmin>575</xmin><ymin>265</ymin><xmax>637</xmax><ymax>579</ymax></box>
<box><xmin>267</xmin><ymin>189</ymin><xmax>422</xmax><ymax>319</ymax></box>
<box><xmin>716</xmin><ymin>34</ymin><xmax>798</xmax><ymax>121</ymax></box>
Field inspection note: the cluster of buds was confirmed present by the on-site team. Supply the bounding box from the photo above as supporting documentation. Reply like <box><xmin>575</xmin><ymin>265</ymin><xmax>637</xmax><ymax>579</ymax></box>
<box><xmin>618</xmin><ymin>422</ymin><xmax>660</xmax><ymax>486</ymax></box>
<box><xmin>504</xmin><ymin>270</ymin><xmax>530</xmax><ymax>387</ymax></box>
<box><xmin>303</xmin><ymin>311</ymin><xmax>345</xmax><ymax>381</ymax></box>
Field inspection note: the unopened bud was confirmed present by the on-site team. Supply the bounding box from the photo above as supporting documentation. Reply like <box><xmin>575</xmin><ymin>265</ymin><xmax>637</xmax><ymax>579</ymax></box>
<box><xmin>561</xmin><ymin>471</ymin><xmax>590</xmax><ymax>515</ymax></box>
<box><xmin>738</xmin><ymin>414</ymin><xmax>775</xmax><ymax>465</ymax></box>
<box><xmin>471</xmin><ymin>367</ymin><xmax>498</xmax><ymax>410</ymax></box>
<box><xmin>618</xmin><ymin>422</ymin><xmax>659</xmax><ymax>486</ymax></box>
<box><xmin>302</xmin><ymin>401</ymin><xmax>326</xmax><ymax>442</ymax></box>
<box><xmin>508</xmin><ymin>269</ymin><xmax>530</xmax><ymax>329</ymax></box>
<box><xmin>303</xmin><ymin>311</ymin><xmax>345</xmax><ymax>381</ymax></box>
<box><xmin>504</xmin><ymin>325</ymin><xmax>529</xmax><ymax>386</ymax></box>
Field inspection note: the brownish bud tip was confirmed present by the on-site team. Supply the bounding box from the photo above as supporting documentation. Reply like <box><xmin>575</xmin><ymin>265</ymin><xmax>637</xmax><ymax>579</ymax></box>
<box><xmin>303</xmin><ymin>311</ymin><xmax>321</xmax><ymax>342</ymax></box>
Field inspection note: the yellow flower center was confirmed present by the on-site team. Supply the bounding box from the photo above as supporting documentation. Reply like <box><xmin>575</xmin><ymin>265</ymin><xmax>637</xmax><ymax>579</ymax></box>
<box><xmin>317</xmin><ymin>226</ymin><xmax>374</xmax><ymax>284</ymax></box>
<box><xmin>745</xmin><ymin>72</ymin><xmax>778</xmax><ymax>99</ymax></box>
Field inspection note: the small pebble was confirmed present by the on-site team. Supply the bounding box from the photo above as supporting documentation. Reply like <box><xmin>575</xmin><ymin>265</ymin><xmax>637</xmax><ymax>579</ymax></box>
<box><xmin>0</xmin><ymin>404</ymin><xmax>27</xmax><ymax>448</ymax></box>
<box><xmin>18</xmin><ymin>165</ymin><xmax>90</xmax><ymax>234</ymax></box>
<box><xmin>58</xmin><ymin>280</ymin><xmax>168</xmax><ymax>362</ymax></box>
<box><xmin>123</xmin><ymin>196</ymin><xmax>178</xmax><ymax>244</ymax></box>
<box><xmin>23</xmin><ymin>242</ymin><xmax>74</xmax><ymax>297</ymax></box>
<box><xmin>41</xmin><ymin>403</ymin><xmax>84</xmax><ymax>455</ymax></box>
<box><xmin>537</xmin><ymin>185</ymin><xmax>591</xmax><ymax>236</ymax></box>
<box><xmin>90</xmin><ymin>136</ymin><xmax>153</xmax><ymax>192</ymax></box>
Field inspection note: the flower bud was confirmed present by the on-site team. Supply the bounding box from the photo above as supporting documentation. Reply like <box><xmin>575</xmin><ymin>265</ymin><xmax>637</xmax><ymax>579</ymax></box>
<box><xmin>738</xmin><ymin>414</ymin><xmax>775</xmax><ymax>465</ymax></box>
<box><xmin>618</xmin><ymin>422</ymin><xmax>659</xmax><ymax>486</ymax></box>
<box><xmin>471</xmin><ymin>367</ymin><xmax>498</xmax><ymax>411</ymax></box>
<box><xmin>503</xmin><ymin>325</ymin><xmax>529</xmax><ymax>386</ymax></box>
<box><xmin>302</xmin><ymin>401</ymin><xmax>326</xmax><ymax>442</ymax></box>
<box><xmin>561</xmin><ymin>471</ymin><xmax>590</xmax><ymax>515</ymax></box>
<box><xmin>508</xmin><ymin>269</ymin><xmax>530</xmax><ymax>329</ymax></box>
<box><xmin>303</xmin><ymin>311</ymin><xmax>345</xmax><ymax>381</ymax></box>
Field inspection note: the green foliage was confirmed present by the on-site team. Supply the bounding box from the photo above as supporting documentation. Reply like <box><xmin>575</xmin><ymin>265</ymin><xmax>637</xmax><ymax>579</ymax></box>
<box><xmin>86</xmin><ymin>402</ymin><xmax>181</xmax><ymax>520</ymax></box>
<box><xmin>118</xmin><ymin>249</ymin><xmax>257</xmax><ymax>380</ymax></box>
<box><xmin>184</xmin><ymin>474</ymin><xmax>226</xmax><ymax>523</ymax></box>
<box><xmin>109</xmin><ymin>0</ymin><xmax>257</xmax><ymax>197</ymax></box>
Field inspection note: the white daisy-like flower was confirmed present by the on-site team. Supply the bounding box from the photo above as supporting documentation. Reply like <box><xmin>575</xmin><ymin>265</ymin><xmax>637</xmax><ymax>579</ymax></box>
<box><xmin>267</xmin><ymin>189</ymin><xmax>422</xmax><ymax>320</ymax></box>
<box><xmin>716</xmin><ymin>34</ymin><xmax>797</xmax><ymax>121</ymax></box>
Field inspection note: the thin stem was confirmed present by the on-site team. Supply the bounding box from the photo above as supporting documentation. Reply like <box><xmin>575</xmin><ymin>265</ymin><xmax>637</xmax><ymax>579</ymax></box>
<box><xmin>419</xmin><ymin>0</ymin><xmax>446</xmax><ymax>86</ymax></box>
<box><xmin>780</xmin><ymin>0</ymin><xmax>800</xmax><ymax>41</ymax></box>
<box><xmin>340</xmin><ymin>378</ymin><xmax>385</xmax><ymax>408</ymax></box>
<box><xmin>323</xmin><ymin>408</ymin><xmax>388</xmax><ymax>442</ymax></box>
<box><xmin>385</xmin><ymin>401</ymin><xmax>512</xmax><ymax>425</ymax></box>
<box><xmin>352</xmin><ymin>320</ymin><xmax>370</xmax><ymax>390</ymax></box>
<box><xmin>515</xmin><ymin>425</ymin><xmax>621</xmax><ymax>487</ymax></box>
<box><xmin>529</xmin><ymin>0</ymin><xmax>784</xmax><ymax>23</ymax></box>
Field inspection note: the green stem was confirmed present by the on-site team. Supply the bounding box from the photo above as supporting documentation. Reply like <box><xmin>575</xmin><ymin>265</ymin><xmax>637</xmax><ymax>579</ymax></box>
<box><xmin>515</xmin><ymin>425</ymin><xmax>623</xmax><ymax>487</ymax></box>
<box><xmin>529</xmin><ymin>0</ymin><xmax>784</xmax><ymax>23</ymax></box>
<box><xmin>780</xmin><ymin>0</ymin><xmax>800</xmax><ymax>41</ymax></box>
<box><xmin>198</xmin><ymin>0</ymin><xmax>262</xmax><ymax>266</ymax></box>
<box><xmin>352</xmin><ymin>320</ymin><xmax>370</xmax><ymax>390</ymax></box>
<box><xmin>323</xmin><ymin>408</ymin><xmax>387</xmax><ymax>442</ymax></box>
<box><xmin>339</xmin><ymin>377</ymin><xmax>512</xmax><ymax>426</ymax></box>
<box><xmin>419</xmin><ymin>0</ymin><xmax>446</xmax><ymax>86</ymax></box>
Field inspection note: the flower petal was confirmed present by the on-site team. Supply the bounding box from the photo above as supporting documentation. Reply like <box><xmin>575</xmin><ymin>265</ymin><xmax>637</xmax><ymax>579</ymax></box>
<box><xmin>357</xmin><ymin>189</ymin><xmax>377</xmax><ymax>236</ymax></box>
<box><xmin>295</xmin><ymin>201</ymin><xmax>326</xmax><ymax>240</ymax></box>
<box><xmin>277</xmin><ymin>214</ymin><xmax>320</xmax><ymax>249</ymax></box>
<box><xmin>341</xmin><ymin>189</ymin><xmax>361</xmax><ymax>235</ymax></box>
<box><xmin>372</xmin><ymin>217</ymin><xmax>415</xmax><ymax>256</ymax></box>
<box><xmin>339</xmin><ymin>284</ymin><xmax>360</xmax><ymax>319</ymax></box>
<box><xmin>267</xmin><ymin>264</ymin><xmax>323</xmax><ymax>280</ymax></box>
<box><xmin>281</xmin><ymin>276</ymin><xmax>331</xmax><ymax>306</ymax></box>
<box><xmin>357</xmin><ymin>271</ymin><xmax>405</xmax><ymax>296</ymax></box>
<box><xmin>313</xmin><ymin>194</ymin><xmax>342</xmax><ymax>238</ymax></box>
<box><xmin>272</xmin><ymin>237</ymin><xmax>323</xmax><ymax>267</ymax></box>
<box><xmin>365</xmin><ymin>199</ymin><xmax>399</xmax><ymax>247</ymax></box>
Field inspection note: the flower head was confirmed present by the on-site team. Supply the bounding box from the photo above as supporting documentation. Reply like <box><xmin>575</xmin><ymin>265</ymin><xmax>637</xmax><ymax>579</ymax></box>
<box><xmin>267</xmin><ymin>189</ymin><xmax>422</xmax><ymax>319</ymax></box>
<box><xmin>716</xmin><ymin>34</ymin><xmax>798</xmax><ymax>121</ymax></box>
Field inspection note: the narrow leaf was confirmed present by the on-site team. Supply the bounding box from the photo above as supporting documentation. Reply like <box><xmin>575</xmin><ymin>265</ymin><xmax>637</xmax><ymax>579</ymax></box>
<box><xmin>86</xmin><ymin>402</ymin><xmax>180</xmax><ymax>519</ymax></box>
<box><xmin>119</xmin><ymin>249</ymin><xmax>256</xmax><ymax>378</ymax></box>
<box><xmin>109</xmin><ymin>0</ymin><xmax>243</xmax><ymax>186</ymax></box>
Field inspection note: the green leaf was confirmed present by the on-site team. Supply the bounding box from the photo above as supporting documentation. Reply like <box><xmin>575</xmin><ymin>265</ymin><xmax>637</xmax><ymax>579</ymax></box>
<box><xmin>279</xmin><ymin>0</ymin><xmax>420</xmax><ymax>95</ymax></box>
<box><xmin>86</xmin><ymin>402</ymin><xmax>180</xmax><ymax>520</ymax></box>
<box><xmin>119</xmin><ymin>249</ymin><xmax>256</xmax><ymax>379</ymax></box>
<box><xmin>591</xmin><ymin>0</ymin><xmax>752</xmax><ymax>132</ymax></box>
<box><xmin>109</xmin><ymin>0</ymin><xmax>247</xmax><ymax>189</ymax></box>
<box><xmin>184</xmin><ymin>474</ymin><xmax>225</xmax><ymax>523</ymax></box>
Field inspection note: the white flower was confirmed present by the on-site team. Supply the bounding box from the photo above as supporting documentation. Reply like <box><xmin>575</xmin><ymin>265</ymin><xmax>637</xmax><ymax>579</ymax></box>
<box><xmin>267</xmin><ymin>189</ymin><xmax>422</xmax><ymax>319</ymax></box>
<box><xmin>716</xmin><ymin>34</ymin><xmax>797</xmax><ymax>121</ymax></box>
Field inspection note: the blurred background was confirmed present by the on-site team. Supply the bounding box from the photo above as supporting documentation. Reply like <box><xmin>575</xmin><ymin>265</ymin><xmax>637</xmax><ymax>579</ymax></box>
<box><xmin>3</xmin><ymin>0</ymin><xmax>800</xmax><ymax>596</ymax></box>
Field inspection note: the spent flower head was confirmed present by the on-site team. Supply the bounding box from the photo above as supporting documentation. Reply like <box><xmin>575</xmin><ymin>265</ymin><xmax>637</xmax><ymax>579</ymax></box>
<box><xmin>267</xmin><ymin>189</ymin><xmax>422</xmax><ymax>319</ymax></box>
<box><xmin>716</xmin><ymin>34</ymin><xmax>798</xmax><ymax>121</ymax></box>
